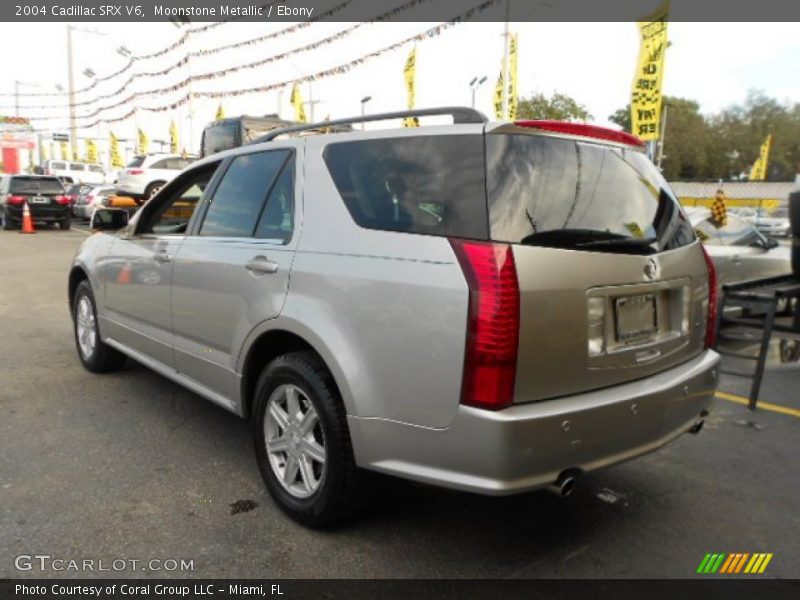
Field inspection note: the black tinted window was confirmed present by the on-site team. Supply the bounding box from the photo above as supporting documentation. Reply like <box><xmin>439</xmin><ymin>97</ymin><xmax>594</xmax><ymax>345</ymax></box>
<box><xmin>126</xmin><ymin>156</ymin><xmax>145</xmax><ymax>168</ymax></box>
<box><xmin>486</xmin><ymin>134</ymin><xmax>695</xmax><ymax>254</ymax></box>
<box><xmin>202</xmin><ymin>122</ymin><xmax>237</xmax><ymax>156</ymax></box>
<box><xmin>324</xmin><ymin>136</ymin><xmax>487</xmax><ymax>239</ymax></box>
<box><xmin>200</xmin><ymin>150</ymin><xmax>290</xmax><ymax>237</ymax></box>
<box><xmin>10</xmin><ymin>177</ymin><xmax>64</xmax><ymax>194</ymax></box>
<box><xmin>254</xmin><ymin>160</ymin><xmax>294</xmax><ymax>242</ymax></box>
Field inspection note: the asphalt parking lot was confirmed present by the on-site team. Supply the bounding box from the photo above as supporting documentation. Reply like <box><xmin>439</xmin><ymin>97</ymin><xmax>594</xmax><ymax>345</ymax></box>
<box><xmin>1</xmin><ymin>223</ymin><xmax>798</xmax><ymax>579</ymax></box>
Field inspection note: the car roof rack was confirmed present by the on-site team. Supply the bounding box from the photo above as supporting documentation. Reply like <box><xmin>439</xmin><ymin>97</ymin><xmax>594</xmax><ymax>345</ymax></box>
<box><xmin>250</xmin><ymin>106</ymin><xmax>488</xmax><ymax>144</ymax></box>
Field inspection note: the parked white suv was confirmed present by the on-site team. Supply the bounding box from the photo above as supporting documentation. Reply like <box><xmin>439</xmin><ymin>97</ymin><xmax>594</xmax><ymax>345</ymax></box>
<box><xmin>42</xmin><ymin>160</ymin><xmax>107</xmax><ymax>185</ymax></box>
<box><xmin>115</xmin><ymin>154</ymin><xmax>195</xmax><ymax>200</ymax></box>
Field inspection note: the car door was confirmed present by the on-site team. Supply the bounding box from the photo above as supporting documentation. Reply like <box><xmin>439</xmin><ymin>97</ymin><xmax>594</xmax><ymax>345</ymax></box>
<box><xmin>102</xmin><ymin>162</ymin><xmax>222</xmax><ymax>368</ymax></box>
<box><xmin>170</xmin><ymin>145</ymin><xmax>300</xmax><ymax>400</ymax></box>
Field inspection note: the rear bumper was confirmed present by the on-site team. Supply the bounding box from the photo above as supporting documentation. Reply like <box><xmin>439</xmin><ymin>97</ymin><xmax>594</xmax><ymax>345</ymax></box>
<box><xmin>349</xmin><ymin>349</ymin><xmax>720</xmax><ymax>495</ymax></box>
<box><xmin>4</xmin><ymin>205</ymin><xmax>69</xmax><ymax>222</ymax></box>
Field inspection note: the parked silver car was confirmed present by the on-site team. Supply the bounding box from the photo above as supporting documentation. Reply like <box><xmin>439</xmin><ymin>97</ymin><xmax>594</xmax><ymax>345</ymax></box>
<box><xmin>688</xmin><ymin>208</ymin><xmax>791</xmax><ymax>287</ymax></box>
<box><xmin>69</xmin><ymin>109</ymin><xmax>720</xmax><ymax>527</ymax></box>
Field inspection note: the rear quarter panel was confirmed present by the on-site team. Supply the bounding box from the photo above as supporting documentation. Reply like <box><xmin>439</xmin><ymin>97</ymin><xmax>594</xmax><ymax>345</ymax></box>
<box><xmin>273</xmin><ymin>134</ymin><xmax>472</xmax><ymax>429</ymax></box>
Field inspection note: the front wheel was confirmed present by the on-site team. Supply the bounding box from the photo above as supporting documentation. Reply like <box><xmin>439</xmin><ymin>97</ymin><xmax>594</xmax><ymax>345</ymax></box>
<box><xmin>73</xmin><ymin>280</ymin><xmax>126</xmax><ymax>372</ymax></box>
<box><xmin>253</xmin><ymin>351</ymin><xmax>367</xmax><ymax>528</ymax></box>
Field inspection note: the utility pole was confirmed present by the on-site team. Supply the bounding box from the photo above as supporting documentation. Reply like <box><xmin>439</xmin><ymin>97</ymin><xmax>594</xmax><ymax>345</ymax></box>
<box><xmin>305</xmin><ymin>83</ymin><xmax>320</xmax><ymax>122</ymax></box>
<box><xmin>66</xmin><ymin>25</ymin><xmax>77</xmax><ymax>158</ymax></box>
<box><xmin>656</xmin><ymin>102</ymin><xmax>669</xmax><ymax>170</ymax></box>
<box><xmin>500</xmin><ymin>0</ymin><xmax>511</xmax><ymax>118</ymax></box>
<box><xmin>186</xmin><ymin>54</ymin><xmax>195</xmax><ymax>154</ymax></box>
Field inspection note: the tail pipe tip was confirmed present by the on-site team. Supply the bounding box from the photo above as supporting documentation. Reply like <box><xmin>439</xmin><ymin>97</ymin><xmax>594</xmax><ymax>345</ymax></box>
<box><xmin>547</xmin><ymin>472</ymin><xmax>578</xmax><ymax>498</ymax></box>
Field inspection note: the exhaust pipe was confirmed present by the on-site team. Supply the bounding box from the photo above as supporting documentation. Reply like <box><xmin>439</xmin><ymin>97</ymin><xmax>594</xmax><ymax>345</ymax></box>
<box><xmin>546</xmin><ymin>472</ymin><xmax>577</xmax><ymax>498</ymax></box>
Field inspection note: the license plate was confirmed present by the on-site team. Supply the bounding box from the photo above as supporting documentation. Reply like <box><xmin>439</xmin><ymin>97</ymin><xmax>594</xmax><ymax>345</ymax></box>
<box><xmin>29</xmin><ymin>196</ymin><xmax>48</xmax><ymax>204</ymax></box>
<box><xmin>615</xmin><ymin>294</ymin><xmax>658</xmax><ymax>342</ymax></box>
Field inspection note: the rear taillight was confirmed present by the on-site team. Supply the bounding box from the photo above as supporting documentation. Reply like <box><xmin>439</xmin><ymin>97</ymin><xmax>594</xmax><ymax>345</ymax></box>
<box><xmin>449</xmin><ymin>239</ymin><xmax>520</xmax><ymax>410</ymax></box>
<box><xmin>56</xmin><ymin>195</ymin><xmax>71</xmax><ymax>205</ymax></box>
<box><xmin>700</xmin><ymin>244</ymin><xmax>718</xmax><ymax>348</ymax></box>
<box><xmin>7</xmin><ymin>195</ymin><xmax>25</xmax><ymax>206</ymax></box>
<box><xmin>127</xmin><ymin>169</ymin><xmax>144</xmax><ymax>175</ymax></box>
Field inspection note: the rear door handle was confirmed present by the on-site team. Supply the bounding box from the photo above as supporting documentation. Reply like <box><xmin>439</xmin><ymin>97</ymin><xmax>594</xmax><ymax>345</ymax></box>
<box><xmin>153</xmin><ymin>250</ymin><xmax>171</xmax><ymax>264</ymax></box>
<box><xmin>245</xmin><ymin>255</ymin><xmax>279</xmax><ymax>275</ymax></box>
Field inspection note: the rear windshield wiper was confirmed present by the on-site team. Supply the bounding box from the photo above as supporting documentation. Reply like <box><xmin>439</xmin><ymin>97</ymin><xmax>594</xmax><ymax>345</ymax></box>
<box><xmin>576</xmin><ymin>236</ymin><xmax>657</xmax><ymax>249</ymax></box>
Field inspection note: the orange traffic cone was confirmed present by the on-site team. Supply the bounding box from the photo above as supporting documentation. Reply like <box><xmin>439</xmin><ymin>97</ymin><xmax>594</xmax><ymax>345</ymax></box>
<box><xmin>20</xmin><ymin>202</ymin><xmax>35</xmax><ymax>234</ymax></box>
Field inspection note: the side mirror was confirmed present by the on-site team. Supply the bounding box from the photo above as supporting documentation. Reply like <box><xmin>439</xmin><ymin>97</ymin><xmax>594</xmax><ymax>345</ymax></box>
<box><xmin>91</xmin><ymin>208</ymin><xmax>129</xmax><ymax>232</ymax></box>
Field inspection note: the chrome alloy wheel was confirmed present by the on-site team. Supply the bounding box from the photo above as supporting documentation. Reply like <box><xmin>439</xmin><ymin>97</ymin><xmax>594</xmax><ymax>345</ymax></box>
<box><xmin>264</xmin><ymin>384</ymin><xmax>327</xmax><ymax>499</ymax></box>
<box><xmin>76</xmin><ymin>295</ymin><xmax>97</xmax><ymax>359</ymax></box>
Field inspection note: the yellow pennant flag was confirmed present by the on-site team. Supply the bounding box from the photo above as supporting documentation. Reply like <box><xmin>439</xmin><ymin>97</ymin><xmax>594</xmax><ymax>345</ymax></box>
<box><xmin>137</xmin><ymin>128</ymin><xmax>149</xmax><ymax>155</ymax></box>
<box><xmin>109</xmin><ymin>132</ymin><xmax>124</xmax><ymax>169</ymax></box>
<box><xmin>215</xmin><ymin>103</ymin><xmax>225</xmax><ymax>121</ymax></box>
<box><xmin>507</xmin><ymin>33</ymin><xmax>519</xmax><ymax>120</ymax></box>
<box><xmin>493</xmin><ymin>68</ymin><xmax>504</xmax><ymax>119</ymax></box>
<box><xmin>749</xmin><ymin>134</ymin><xmax>772</xmax><ymax>181</ymax></box>
<box><xmin>290</xmin><ymin>83</ymin><xmax>307</xmax><ymax>123</ymax></box>
<box><xmin>60</xmin><ymin>141</ymin><xmax>71</xmax><ymax>161</ymax></box>
<box><xmin>631</xmin><ymin>1</ymin><xmax>669</xmax><ymax>140</ymax></box>
<box><xmin>169</xmin><ymin>120</ymin><xmax>179</xmax><ymax>154</ymax></box>
<box><xmin>85</xmin><ymin>139</ymin><xmax>98</xmax><ymax>164</ymax></box>
<box><xmin>40</xmin><ymin>142</ymin><xmax>49</xmax><ymax>161</ymax></box>
<box><xmin>403</xmin><ymin>47</ymin><xmax>419</xmax><ymax>127</ymax></box>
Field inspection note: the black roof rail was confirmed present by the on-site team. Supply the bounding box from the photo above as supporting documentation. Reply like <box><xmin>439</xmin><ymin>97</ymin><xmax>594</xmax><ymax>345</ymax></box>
<box><xmin>250</xmin><ymin>106</ymin><xmax>488</xmax><ymax>144</ymax></box>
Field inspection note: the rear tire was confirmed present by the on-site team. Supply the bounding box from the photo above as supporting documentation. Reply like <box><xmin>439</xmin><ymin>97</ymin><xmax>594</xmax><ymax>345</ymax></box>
<box><xmin>72</xmin><ymin>280</ymin><xmax>126</xmax><ymax>373</ymax></box>
<box><xmin>144</xmin><ymin>181</ymin><xmax>165</xmax><ymax>200</ymax></box>
<box><xmin>60</xmin><ymin>218</ymin><xmax>71</xmax><ymax>230</ymax></box>
<box><xmin>2</xmin><ymin>209</ymin><xmax>15</xmax><ymax>230</ymax></box>
<box><xmin>253</xmin><ymin>351</ymin><xmax>367</xmax><ymax>528</ymax></box>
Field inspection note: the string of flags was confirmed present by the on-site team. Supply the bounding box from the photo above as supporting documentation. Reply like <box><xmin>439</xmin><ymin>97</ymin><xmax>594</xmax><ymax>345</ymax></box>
<box><xmin>2</xmin><ymin>0</ymin><xmax>423</xmax><ymax>111</ymax></box>
<box><xmin>6</xmin><ymin>0</ymin><xmax>500</xmax><ymax>133</ymax></box>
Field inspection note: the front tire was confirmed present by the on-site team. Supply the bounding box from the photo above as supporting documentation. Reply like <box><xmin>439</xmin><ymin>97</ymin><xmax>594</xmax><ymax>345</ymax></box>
<box><xmin>253</xmin><ymin>351</ymin><xmax>366</xmax><ymax>528</ymax></box>
<box><xmin>73</xmin><ymin>280</ymin><xmax>126</xmax><ymax>373</ymax></box>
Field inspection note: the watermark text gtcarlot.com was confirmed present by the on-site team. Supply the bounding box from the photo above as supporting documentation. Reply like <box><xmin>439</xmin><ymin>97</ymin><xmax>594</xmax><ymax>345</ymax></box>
<box><xmin>14</xmin><ymin>554</ymin><xmax>194</xmax><ymax>573</ymax></box>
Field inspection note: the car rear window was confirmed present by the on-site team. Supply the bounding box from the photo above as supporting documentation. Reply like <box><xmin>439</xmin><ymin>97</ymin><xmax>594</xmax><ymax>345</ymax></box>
<box><xmin>486</xmin><ymin>134</ymin><xmax>695</xmax><ymax>254</ymax></box>
<box><xmin>323</xmin><ymin>135</ymin><xmax>487</xmax><ymax>240</ymax></box>
<box><xmin>126</xmin><ymin>156</ymin><xmax>145</xmax><ymax>168</ymax></box>
<box><xmin>10</xmin><ymin>177</ymin><xmax>64</xmax><ymax>195</ymax></box>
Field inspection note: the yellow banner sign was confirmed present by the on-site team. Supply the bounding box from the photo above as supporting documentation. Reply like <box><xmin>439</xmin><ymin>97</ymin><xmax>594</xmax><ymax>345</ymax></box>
<box><xmin>403</xmin><ymin>47</ymin><xmax>419</xmax><ymax>128</ymax></box>
<box><xmin>749</xmin><ymin>134</ymin><xmax>772</xmax><ymax>181</ymax></box>
<box><xmin>290</xmin><ymin>83</ymin><xmax>307</xmax><ymax>123</ymax></box>
<box><xmin>631</xmin><ymin>2</ymin><xmax>669</xmax><ymax>141</ymax></box>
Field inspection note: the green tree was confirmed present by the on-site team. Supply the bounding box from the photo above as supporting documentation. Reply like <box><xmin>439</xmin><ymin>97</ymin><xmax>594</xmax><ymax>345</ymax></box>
<box><xmin>516</xmin><ymin>92</ymin><xmax>593</xmax><ymax>122</ymax></box>
<box><xmin>608</xmin><ymin>105</ymin><xmax>631</xmax><ymax>132</ymax></box>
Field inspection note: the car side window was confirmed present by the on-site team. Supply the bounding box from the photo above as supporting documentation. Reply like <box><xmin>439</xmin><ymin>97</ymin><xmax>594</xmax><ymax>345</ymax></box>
<box><xmin>150</xmin><ymin>159</ymin><xmax>170</xmax><ymax>169</ymax></box>
<box><xmin>199</xmin><ymin>150</ymin><xmax>290</xmax><ymax>238</ymax></box>
<box><xmin>138</xmin><ymin>163</ymin><xmax>220</xmax><ymax>235</ymax></box>
<box><xmin>254</xmin><ymin>158</ymin><xmax>294</xmax><ymax>242</ymax></box>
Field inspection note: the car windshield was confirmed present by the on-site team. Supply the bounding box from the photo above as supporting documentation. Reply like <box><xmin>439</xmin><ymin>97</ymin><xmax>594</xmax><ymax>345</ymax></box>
<box><xmin>10</xmin><ymin>177</ymin><xmax>64</xmax><ymax>194</ymax></box>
